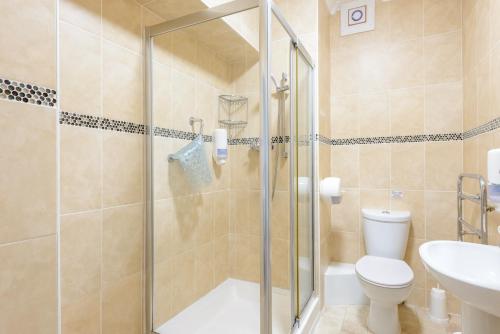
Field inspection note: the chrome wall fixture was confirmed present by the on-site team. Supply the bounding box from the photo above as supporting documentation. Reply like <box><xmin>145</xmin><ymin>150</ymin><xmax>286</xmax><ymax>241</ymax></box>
<box><xmin>144</xmin><ymin>1</ymin><xmax>316</xmax><ymax>333</ymax></box>
<box><xmin>457</xmin><ymin>173</ymin><xmax>492</xmax><ymax>244</ymax></box>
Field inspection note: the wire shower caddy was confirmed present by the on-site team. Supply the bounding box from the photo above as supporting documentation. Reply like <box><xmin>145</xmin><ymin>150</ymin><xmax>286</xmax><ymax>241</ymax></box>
<box><xmin>218</xmin><ymin>94</ymin><xmax>248</xmax><ymax>138</ymax></box>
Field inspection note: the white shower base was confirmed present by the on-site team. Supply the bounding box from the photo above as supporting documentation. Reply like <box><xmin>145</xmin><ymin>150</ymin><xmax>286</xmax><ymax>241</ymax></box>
<box><xmin>155</xmin><ymin>279</ymin><xmax>291</xmax><ymax>334</ymax></box>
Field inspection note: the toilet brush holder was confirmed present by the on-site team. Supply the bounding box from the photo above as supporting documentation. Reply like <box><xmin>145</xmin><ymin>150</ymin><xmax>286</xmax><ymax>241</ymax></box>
<box><xmin>428</xmin><ymin>287</ymin><xmax>449</xmax><ymax>324</ymax></box>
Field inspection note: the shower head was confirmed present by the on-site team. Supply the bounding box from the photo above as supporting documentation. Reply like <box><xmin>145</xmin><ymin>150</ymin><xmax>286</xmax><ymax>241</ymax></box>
<box><xmin>271</xmin><ymin>72</ymin><xmax>289</xmax><ymax>92</ymax></box>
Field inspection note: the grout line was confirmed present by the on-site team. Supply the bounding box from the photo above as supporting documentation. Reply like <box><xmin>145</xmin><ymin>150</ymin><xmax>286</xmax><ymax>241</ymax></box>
<box><xmin>0</xmin><ymin>233</ymin><xmax>58</xmax><ymax>249</ymax></box>
<box><xmin>99</xmin><ymin>0</ymin><xmax>104</xmax><ymax>332</ymax></box>
<box><xmin>55</xmin><ymin>0</ymin><xmax>62</xmax><ymax>332</ymax></box>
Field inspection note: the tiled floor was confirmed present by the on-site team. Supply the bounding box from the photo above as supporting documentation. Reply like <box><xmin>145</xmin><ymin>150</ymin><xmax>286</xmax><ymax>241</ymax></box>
<box><xmin>313</xmin><ymin>304</ymin><xmax>461</xmax><ymax>334</ymax></box>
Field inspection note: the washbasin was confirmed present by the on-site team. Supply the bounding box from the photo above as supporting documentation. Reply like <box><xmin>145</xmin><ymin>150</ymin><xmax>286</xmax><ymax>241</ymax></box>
<box><xmin>419</xmin><ymin>240</ymin><xmax>500</xmax><ymax>333</ymax></box>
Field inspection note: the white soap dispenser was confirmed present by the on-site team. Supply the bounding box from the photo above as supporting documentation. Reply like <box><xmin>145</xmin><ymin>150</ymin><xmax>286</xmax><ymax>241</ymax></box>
<box><xmin>212</xmin><ymin>128</ymin><xmax>228</xmax><ymax>165</ymax></box>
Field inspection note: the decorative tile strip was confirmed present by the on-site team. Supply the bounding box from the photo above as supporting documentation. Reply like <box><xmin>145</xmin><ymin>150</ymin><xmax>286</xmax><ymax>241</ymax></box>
<box><xmin>328</xmin><ymin>133</ymin><xmax>463</xmax><ymax>146</ymax></box>
<box><xmin>317</xmin><ymin>134</ymin><xmax>331</xmax><ymax>145</ymax></box>
<box><xmin>60</xmin><ymin>111</ymin><xmax>145</xmax><ymax>134</ymax></box>
<box><xmin>228</xmin><ymin>137</ymin><xmax>259</xmax><ymax>145</ymax></box>
<box><xmin>0</xmin><ymin>78</ymin><xmax>56</xmax><ymax>107</ymax></box>
<box><xmin>464</xmin><ymin>117</ymin><xmax>500</xmax><ymax>140</ymax></box>
<box><xmin>154</xmin><ymin>126</ymin><xmax>212</xmax><ymax>142</ymax></box>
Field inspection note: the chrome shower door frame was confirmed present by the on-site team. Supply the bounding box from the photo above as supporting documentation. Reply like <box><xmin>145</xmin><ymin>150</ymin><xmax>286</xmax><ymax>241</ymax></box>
<box><xmin>144</xmin><ymin>1</ymin><xmax>317</xmax><ymax>333</ymax></box>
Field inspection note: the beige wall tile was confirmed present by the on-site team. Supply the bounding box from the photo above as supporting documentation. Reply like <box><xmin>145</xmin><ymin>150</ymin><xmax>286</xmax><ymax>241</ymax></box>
<box><xmin>358</xmin><ymin>93</ymin><xmax>390</xmax><ymax>137</ymax></box>
<box><xmin>0</xmin><ymin>236</ymin><xmax>57</xmax><ymax>334</ymax></box>
<box><xmin>153</xmin><ymin>259</ymin><xmax>173</xmax><ymax>328</ymax></box>
<box><xmin>60</xmin><ymin>0</ymin><xmax>101</xmax><ymax>35</ymax></box>
<box><xmin>103</xmin><ymin>131</ymin><xmax>143</xmax><ymax>207</ymax></box>
<box><xmin>462</xmin><ymin>9</ymin><xmax>477</xmax><ymax>76</ymax></box>
<box><xmin>194</xmin><ymin>242</ymin><xmax>215</xmax><ymax>299</ymax></box>
<box><xmin>102</xmin><ymin>0</ymin><xmax>142</xmax><ymax>53</ymax></box>
<box><xmin>360</xmin><ymin>189</ymin><xmax>390</xmax><ymax>211</ymax></box>
<box><xmin>61</xmin><ymin>125</ymin><xmax>102</xmax><ymax>214</ymax></box>
<box><xmin>405</xmin><ymin>238</ymin><xmax>426</xmax><ymax>288</ymax></box>
<box><xmin>476</xmin><ymin>57</ymin><xmax>493</xmax><ymax>125</ymax></box>
<box><xmin>390</xmin><ymin>0</ymin><xmax>423</xmax><ymax>42</ymax></box>
<box><xmin>329</xmin><ymin>231</ymin><xmax>359</xmax><ymax>263</ymax></box>
<box><xmin>389</xmin><ymin>39</ymin><xmax>424</xmax><ymax>89</ymax></box>
<box><xmin>271</xmin><ymin>190</ymin><xmax>290</xmax><ymax>240</ymax></box>
<box><xmin>358</xmin><ymin>46</ymin><xmax>390</xmax><ymax>93</ymax></box>
<box><xmin>102</xmin><ymin>204</ymin><xmax>143</xmax><ymax>284</ymax></box>
<box><xmin>391</xmin><ymin>143</ymin><xmax>425</xmax><ymax>190</ymax></box>
<box><xmin>391</xmin><ymin>191</ymin><xmax>425</xmax><ymax>239</ymax></box>
<box><xmin>390</xmin><ymin>87</ymin><xmax>425</xmax><ymax>135</ymax></box>
<box><xmin>331</xmin><ymin>95</ymin><xmax>359</xmax><ymax>138</ymax></box>
<box><xmin>272</xmin><ymin>237</ymin><xmax>290</xmax><ymax>288</ymax></box>
<box><xmin>424</xmin><ymin>0</ymin><xmax>462</xmax><ymax>36</ymax></box>
<box><xmin>61</xmin><ymin>292</ymin><xmax>100</xmax><ymax>334</ymax></box>
<box><xmin>171</xmin><ymin>250</ymin><xmax>196</xmax><ymax>314</ymax></box>
<box><xmin>331</xmin><ymin>145</ymin><xmax>359</xmax><ymax>187</ymax></box>
<box><xmin>331</xmin><ymin>189</ymin><xmax>360</xmax><ymax>233</ymax></box>
<box><xmin>0</xmin><ymin>102</ymin><xmax>56</xmax><ymax>244</ymax></box>
<box><xmin>61</xmin><ymin>211</ymin><xmax>101</xmax><ymax>306</ymax></box>
<box><xmin>492</xmin><ymin>46</ymin><xmax>500</xmax><ymax>119</ymax></box>
<box><xmin>213</xmin><ymin>235</ymin><xmax>229</xmax><ymax>286</ymax></box>
<box><xmin>103</xmin><ymin>41</ymin><xmax>143</xmax><ymax>124</ymax></box>
<box><xmin>331</xmin><ymin>47</ymin><xmax>360</xmax><ymax>96</ymax></box>
<box><xmin>60</xmin><ymin>21</ymin><xmax>101</xmax><ymax>117</ymax></box>
<box><xmin>474</xmin><ymin>0</ymin><xmax>490</xmax><ymax>64</ymax></box>
<box><xmin>359</xmin><ymin>144</ymin><xmax>390</xmax><ymax>189</ymax></box>
<box><xmin>230</xmin><ymin>234</ymin><xmax>260</xmax><ymax>282</ymax></box>
<box><xmin>425</xmin><ymin>82</ymin><xmax>463</xmax><ymax>134</ymax></box>
<box><xmin>152</xmin><ymin>62</ymin><xmax>172</xmax><ymax>129</ymax></box>
<box><xmin>463</xmin><ymin>138</ymin><xmax>478</xmax><ymax>174</ymax></box>
<box><xmin>102</xmin><ymin>273</ymin><xmax>142</xmax><ymax>334</ymax></box>
<box><xmin>425</xmin><ymin>191</ymin><xmax>457</xmax><ymax>240</ymax></box>
<box><xmin>170</xmin><ymin>69</ymin><xmax>196</xmax><ymax>132</ymax></box>
<box><xmin>463</xmin><ymin>70</ymin><xmax>477</xmax><ymax>130</ymax></box>
<box><xmin>213</xmin><ymin>191</ymin><xmax>230</xmax><ymax>238</ymax></box>
<box><xmin>153</xmin><ymin>199</ymin><xmax>174</xmax><ymax>264</ymax></box>
<box><xmin>492</xmin><ymin>0</ymin><xmax>500</xmax><ymax>48</ymax></box>
<box><xmin>425</xmin><ymin>141</ymin><xmax>462</xmax><ymax>191</ymax></box>
<box><xmin>424</xmin><ymin>31</ymin><xmax>462</xmax><ymax>84</ymax></box>
<box><xmin>0</xmin><ymin>0</ymin><xmax>56</xmax><ymax>87</ymax></box>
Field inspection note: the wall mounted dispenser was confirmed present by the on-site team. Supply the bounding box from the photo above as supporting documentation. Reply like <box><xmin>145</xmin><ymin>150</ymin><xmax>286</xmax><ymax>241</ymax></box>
<box><xmin>213</xmin><ymin>128</ymin><xmax>228</xmax><ymax>165</ymax></box>
<box><xmin>488</xmin><ymin>149</ymin><xmax>500</xmax><ymax>204</ymax></box>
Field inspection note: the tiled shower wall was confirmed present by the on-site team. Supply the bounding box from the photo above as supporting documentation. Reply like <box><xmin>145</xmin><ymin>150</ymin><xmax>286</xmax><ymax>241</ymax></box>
<box><xmin>0</xmin><ymin>1</ymin><xmax>58</xmax><ymax>333</ymax></box>
<box><xmin>327</xmin><ymin>0</ymin><xmax>464</xmax><ymax>312</ymax></box>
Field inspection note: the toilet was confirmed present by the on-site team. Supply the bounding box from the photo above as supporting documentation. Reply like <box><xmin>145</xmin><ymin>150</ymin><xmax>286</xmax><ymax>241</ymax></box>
<box><xmin>355</xmin><ymin>209</ymin><xmax>414</xmax><ymax>334</ymax></box>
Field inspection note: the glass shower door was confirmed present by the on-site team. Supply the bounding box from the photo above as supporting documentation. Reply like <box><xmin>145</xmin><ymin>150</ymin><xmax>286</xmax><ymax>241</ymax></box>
<box><xmin>292</xmin><ymin>46</ymin><xmax>314</xmax><ymax>317</ymax></box>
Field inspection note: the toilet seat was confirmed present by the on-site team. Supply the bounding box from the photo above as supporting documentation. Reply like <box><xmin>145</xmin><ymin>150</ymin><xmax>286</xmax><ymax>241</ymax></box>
<box><xmin>355</xmin><ymin>255</ymin><xmax>414</xmax><ymax>288</ymax></box>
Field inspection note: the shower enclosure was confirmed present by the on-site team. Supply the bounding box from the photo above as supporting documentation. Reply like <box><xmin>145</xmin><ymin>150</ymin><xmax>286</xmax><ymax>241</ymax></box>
<box><xmin>144</xmin><ymin>1</ymin><xmax>316</xmax><ymax>333</ymax></box>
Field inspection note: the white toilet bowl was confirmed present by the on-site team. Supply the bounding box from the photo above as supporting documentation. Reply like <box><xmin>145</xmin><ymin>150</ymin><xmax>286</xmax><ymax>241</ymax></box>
<box><xmin>355</xmin><ymin>255</ymin><xmax>414</xmax><ymax>334</ymax></box>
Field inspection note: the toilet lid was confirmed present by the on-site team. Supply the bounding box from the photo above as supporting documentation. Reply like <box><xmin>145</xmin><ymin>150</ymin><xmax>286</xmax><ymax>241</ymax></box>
<box><xmin>355</xmin><ymin>256</ymin><xmax>414</xmax><ymax>288</ymax></box>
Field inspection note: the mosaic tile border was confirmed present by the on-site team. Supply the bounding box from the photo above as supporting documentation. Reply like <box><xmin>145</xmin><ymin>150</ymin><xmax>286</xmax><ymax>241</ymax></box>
<box><xmin>464</xmin><ymin>117</ymin><xmax>500</xmax><ymax>140</ymax></box>
<box><xmin>60</xmin><ymin>111</ymin><xmax>145</xmax><ymax>134</ymax></box>
<box><xmin>154</xmin><ymin>126</ymin><xmax>213</xmax><ymax>142</ymax></box>
<box><xmin>328</xmin><ymin>133</ymin><xmax>463</xmax><ymax>146</ymax></box>
<box><xmin>0</xmin><ymin>78</ymin><xmax>56</xmax><ymax>107</ymax></box>
<box><xmin>2</xmin><ymin>77</ymin><xmax>498</xmax><ymax>143</ymax></box>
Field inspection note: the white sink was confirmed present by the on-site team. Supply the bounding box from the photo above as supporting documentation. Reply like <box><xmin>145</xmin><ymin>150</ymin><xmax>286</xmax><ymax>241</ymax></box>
<box><xmin>419</xmin><ymin>241</ymin><xmax>500</xmax><ymax>333</ymax></box>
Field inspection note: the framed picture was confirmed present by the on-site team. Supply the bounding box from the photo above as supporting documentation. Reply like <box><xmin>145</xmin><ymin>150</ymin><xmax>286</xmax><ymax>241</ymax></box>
<box><xmin>340</xmin><ymin>0</ymin><xmax>375</xmax><ymax>36</ymax></box>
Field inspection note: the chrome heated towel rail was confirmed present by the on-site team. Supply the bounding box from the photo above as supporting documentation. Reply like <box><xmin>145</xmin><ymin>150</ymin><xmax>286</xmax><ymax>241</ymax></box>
<box><xmin>457</xmin><ymin>173</ymin><xmax>491</xmax><ymax>244</ymax></box>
